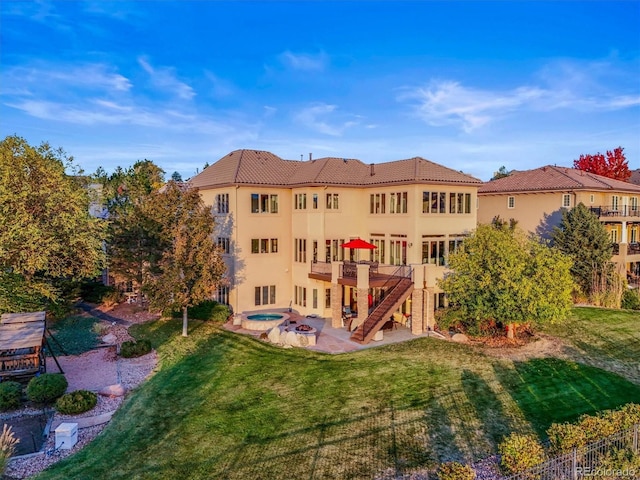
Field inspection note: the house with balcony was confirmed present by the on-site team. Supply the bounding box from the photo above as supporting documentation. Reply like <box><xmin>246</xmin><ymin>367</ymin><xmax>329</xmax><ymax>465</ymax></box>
<box><xmin>477</xmin><ymin>165</ymin><xmax>640</xmax><ymax>283</ymax></box>
<box><xmin>189</xmin><ymin>149</ymin><xmax>482</xmax><ymax>343</ymax></box>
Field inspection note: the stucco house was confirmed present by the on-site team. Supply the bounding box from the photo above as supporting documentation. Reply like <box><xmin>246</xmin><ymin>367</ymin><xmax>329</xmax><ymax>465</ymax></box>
<box><xmin>188</xmin><ymin>149</ymin><xmax>482</xmax><ymax>343</ymax></box>
<box><xmin>478</xmin><ymin>165</ymin><xmax>640</xmax><ymax>281</ymax></box>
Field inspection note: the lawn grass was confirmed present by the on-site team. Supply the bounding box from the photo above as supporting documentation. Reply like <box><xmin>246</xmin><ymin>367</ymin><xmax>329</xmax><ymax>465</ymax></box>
<box><xmin>35</xmin><ymin>311</ymin><xmax>640</xmax><ymax>480</ymax></box>
<box><xmin>543</xmin><ymin>306</ymin><xmax>640</xmax><ymax>383</ymax></box>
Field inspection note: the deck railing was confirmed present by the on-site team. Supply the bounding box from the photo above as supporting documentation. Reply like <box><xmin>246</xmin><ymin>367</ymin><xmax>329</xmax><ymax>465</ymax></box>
<box><xmin>310</xmin><ymin>261</ymin><xmax>332</xmax><ymax>276</ymax></box>
<box><xmin>590</xmin><ymin>205</ymin><xmax>640</xmax><ymax>218</ymax></box>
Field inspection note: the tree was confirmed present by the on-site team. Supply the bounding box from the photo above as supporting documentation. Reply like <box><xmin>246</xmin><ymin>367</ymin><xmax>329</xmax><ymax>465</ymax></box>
<box><xmin>491</xmin><ymin>166</ymin><xmax>512</xmax><ymax>180</ymax></box>
<box><xmin>551</xmin><ymin>202</ymin><xmax>615</xmax><ymax>302</ymax></box>
<box><xmin>171</xmin><ymin>171</ymin><xmax>183</xmax><ymax>182</ymax></box>
<box><xmin>438</xmin><ymin>224</ymin><xmax>573</xmax><ymax>337</ymax></box>
<box><xmin>573</xmin><ymin>147</ymin><xmax>631</xmax><ymax>181</ymax></box>
<box><xmin>143</xmin><ymin>182</ymin><xmax>226</xmax><ymax>336</ymax></box>
<box><xmin>96</xmin><ymin>160</ymin><xmax>166</xmax><ymax>301</ymax></box>
<box><xmin>0</xmin><ymin>136</ymin><xmax>105</xmax><ymax>312</ymax></box>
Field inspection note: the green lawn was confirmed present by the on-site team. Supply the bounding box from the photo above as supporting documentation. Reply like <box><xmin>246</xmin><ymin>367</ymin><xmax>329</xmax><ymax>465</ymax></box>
<box><xmin>35</xmin><ymin>309</ymin><xmax>640</xmax><ymax>480</ymax></box>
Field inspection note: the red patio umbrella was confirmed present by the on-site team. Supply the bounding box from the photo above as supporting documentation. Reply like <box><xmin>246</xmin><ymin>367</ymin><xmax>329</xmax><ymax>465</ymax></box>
<box><xmin>340</xmin><ymin>238</ymin><xmax>377</xmax><ymax>249</ymax></box>
<box><xmin>341</xmin><ymin>238</ymin><xmax>377</xmax><ymax>262</ymax></box>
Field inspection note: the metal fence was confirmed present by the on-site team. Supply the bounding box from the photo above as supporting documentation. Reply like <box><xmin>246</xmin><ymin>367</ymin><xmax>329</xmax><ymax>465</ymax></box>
<box><xmin>505</xmin><ymin>424</ymin><xmax>639</xmax><ymax>480</ymax></box>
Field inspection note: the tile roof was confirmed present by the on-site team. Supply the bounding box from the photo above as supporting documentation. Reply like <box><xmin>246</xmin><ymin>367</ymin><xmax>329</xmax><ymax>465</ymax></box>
<box><xmin>630</xmin><ymin>169</ymin><xmax>640</xmax><ymax>186</ymax></box>
<box><xmin>188</xmin><ymin>149</ymin><xmax>482</xmax><ymax>189</ymax></box>
<box><xmin>479</xmin><ymin>165</ymin><xmax>640</xmax><ymax>194</ymax></box>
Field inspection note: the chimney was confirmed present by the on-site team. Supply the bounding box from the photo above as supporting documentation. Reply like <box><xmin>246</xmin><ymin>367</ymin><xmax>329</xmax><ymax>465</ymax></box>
<box><xmin>309</xmin><ymin>152</ymin><xmax>312</xmax><ymax>161</ymax></box>
<box><xmin>370</xmin><ymin>163</ymin><xmax>375</xmax><ymax>176</ymax></box>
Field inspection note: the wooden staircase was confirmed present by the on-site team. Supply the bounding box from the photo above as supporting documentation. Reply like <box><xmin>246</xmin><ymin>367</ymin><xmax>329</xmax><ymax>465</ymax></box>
<box><xmin>350</xmin><ymin>277</ymin><xmax>414</xmax><ymax>344</ymax></box>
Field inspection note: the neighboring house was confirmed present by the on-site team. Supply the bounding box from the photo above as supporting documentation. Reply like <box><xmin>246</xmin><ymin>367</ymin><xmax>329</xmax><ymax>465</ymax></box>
<box><xmin>630</xmin><ymin>169</ymin><xmax>640</xmax><ymax>186</ymax></box>
<box><xmin>189</xmin><ymin>149</ymin><xmax>482</xmax><ymax>343</ymax></box>
<box><xmin>478</xmin><ymin>165</ymin><xmax>640</xmax><ymax>280</ymax></box>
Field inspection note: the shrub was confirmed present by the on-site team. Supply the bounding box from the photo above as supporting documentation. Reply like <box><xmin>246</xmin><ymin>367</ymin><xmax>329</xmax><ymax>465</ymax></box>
<box><xmin>0</xmin><ymin>382</ymin><xmax>23</xmax><ymax>411</ymax></box>
<box><xmin>499</xmin><ymin>433</ymin><xmax>545</xmax><ymax>474</ymax></box>
<box><xmin>102</xmin><ymin>289</ymin><xmax>123</xmax><ymax>307</ymax></box>
<box><xmin>26</xmin><ymin>374</ymin><xmax>68</xmax><ymax>404</ymax></box>
<box><xmin>0</xmin><ymin>424</ymin><xmax>19</xmax><ymax>474</ymax></box>
<box><xmin>56</xmin><ymin>390</ymin><xmax>97</xmax><ymax>414</ymax></box>
<box><xmin>169</xmin><ymin>300</ymin><xmax>230</xmax><ymax>321</ymax></box>
<box><xmin>437</xmin><ymin>461</ymin><xmax>476</xmax><ymax>480</ymax></box>
<box><xmin>80</xmin><ymin>280</ymin><xmax>119</xmax><ymax>305</ymax></box>
<box><xmin>621</xmin><ymin>289</ymin><xmax>640</xmax><ymax>310</ymax></box>
<box><xmin>120</xmin><ymin>339</ymin><xmax>152</xmax><ymax>358</ymax></box>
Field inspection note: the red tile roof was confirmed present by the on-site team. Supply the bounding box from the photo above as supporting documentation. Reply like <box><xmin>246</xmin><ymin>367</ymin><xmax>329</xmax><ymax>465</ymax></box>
<box><xmin>479</xmin><ymin>165</ymin><xmax>640</xmax><ymax>194</ymax></box>
<box><xmin>188</xmin><ymin>149</ymin><xmax>482</xmax><ymax>189</ymax></box>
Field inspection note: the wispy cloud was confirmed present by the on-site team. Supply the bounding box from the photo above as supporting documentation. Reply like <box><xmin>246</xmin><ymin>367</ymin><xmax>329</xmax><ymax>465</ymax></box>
<box><xmin>400</xmin><ymin>59</ymin><xmax>640</xmax><ymax>132</ymax></box>
<box><xmin>138</xmin><ymin>57</ymin><xmax>195</xmax><ymax>100</ymax></box>
<box><xmin>294</xmin><ymin>103</ymin><xmax>359</xmax><ymax>136</ymax></box>
<box><xmin>278</xmin><ymin>50</ymin><xmax>328</xmax><ymax>71</ymax></box>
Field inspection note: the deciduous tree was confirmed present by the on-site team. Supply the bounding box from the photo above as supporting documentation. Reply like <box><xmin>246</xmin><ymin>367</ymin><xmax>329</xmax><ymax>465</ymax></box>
<box><xmin>439</xmin><ymin>224</ymin><xmax>573</xmax><ymax>337</ymax></box>
<box><xmin>0</xmin><ymin>136</ymin><xmax>105</xmax><ymax>312</ymax></box>
<box><xmin>143</xmin><ymin>182</ymin><xmax>226</xmax><ymax>336</ymax></box>
<box><xmin>573</xmin><ymin>147</ymin><xmax>631</xmax><ymax>181</ymax></box>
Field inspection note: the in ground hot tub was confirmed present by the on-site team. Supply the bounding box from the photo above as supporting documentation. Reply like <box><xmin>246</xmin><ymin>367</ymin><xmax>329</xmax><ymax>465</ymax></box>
<box><xmin>241</xmin><ymin>312</ymin><xmax>289</xmax><ymax>331</ymax></box>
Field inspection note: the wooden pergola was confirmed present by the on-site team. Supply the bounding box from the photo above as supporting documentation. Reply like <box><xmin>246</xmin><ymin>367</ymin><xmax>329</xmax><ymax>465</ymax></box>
<box><xmin>0</xmin><ymin>311</ymin><xmax>47</xmax><ymax>379</ymax></box>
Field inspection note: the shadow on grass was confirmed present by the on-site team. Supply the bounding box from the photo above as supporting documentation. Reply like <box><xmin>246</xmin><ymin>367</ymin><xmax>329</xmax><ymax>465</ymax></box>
<box><xmin>492</xmin><ymin>358</ymin><xmax>640</xmax><ymax>438</ymax></box>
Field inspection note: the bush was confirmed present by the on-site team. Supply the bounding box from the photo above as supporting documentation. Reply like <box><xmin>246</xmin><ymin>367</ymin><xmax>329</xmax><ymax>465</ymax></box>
<box><xmin>169</xmin><ymin>300</ymin><xmax>230</xmax><ymax>321</ymax></box>
<box><xmin>0</xmin><ymin>424</ymin><xmax>19</xmax><ymax>474</ymax></box>
<box><xmin>437</xmin><ymin>461</ymin><xmax>476</xmax><ymax>480</ymax></box>
<box><xmin>80</xmin><ymin>280</ymin><xmax>118</xmax><ymax>305</ymax></box>
<box><xmin>56</xmin><ymin>390</ymin><xmax>97</xmax><ymax>414</ymax></box>
<box><xmin>621</xmin><ymin>289</ymin><xmax>640</xmax><ymax>310</ymax></box>
<box><xmin>26</xmin><ymin>374</ymin><xmax>68</xmax><ymax>404</ymax></box>
<box><xmin>120</xmin><ymin>339</ymin><xmax>152</xmax><ymax>358</ymax></box>
<box><xmin>499</xmin><ymin>433</ymin><xmax>545</xmax><ymax>474</ymax></box>
<box><xmin>0</xmin><ymin>382</ymin><xmax>23</xmax><ymax>411</ymax></box>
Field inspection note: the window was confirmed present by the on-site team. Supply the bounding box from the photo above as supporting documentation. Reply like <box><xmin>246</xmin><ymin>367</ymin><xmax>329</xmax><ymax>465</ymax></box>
<box><xmin>590</xmin><ymin>194</ymin><xmax>595</xmax><ymax>204</ymax></box>
<box><xmin>313</xmin><ymin>289</ymin><xmax>318</xmax><ymax>309</ymax></box>
<box><xmin>630</xmin><ymin>226</ymin><xmax>638</xmax><ymax>243</ymax></box>
<box><xmin>325</xmin><ymin>288</ymin><xmax>331</xmax><ymax>308</ymax></box>
<box><xmin>216</xmin><ymin>237</ymin><xmax>230</xmax><ymax>254</ymax></box>
<box><xmin>216</xmin><ymin>194</ymin><xmax>229</xmax><ymax>214</ymax></box>
<box><xmin>422</xmin><ymin>238</ymin><xmax>445</xmax><ymax>266</ymax></box>
<box><xmin>507</xmin><ymin>196</ymin><xmax>515</xmax><ymax>209</ymax></box>
<box><xmin>610</xmin><ymin>228</ymin><xmax>618</xmax><ymax>243</ymax></box>
<box><xmin>389</xmin><ymin>239</ymin><xmax>407</xmax><ymax>265</ymax></box>
<box><xmin>390</xmin><ymin>192</ymin><xmax>407</xmax><ymax>214</ymax></box>
<box><xmin>448</xmin><ymin>236</ymin><xmax>465</xmax><ymax>260</ymax></box>
<box><xmin>612</xmin><ymin>195</ymin><xmax>619</xmax><ymax>211</ymax></box>
<box><xmin>313</xmin><ymin>194</ymin><xmax>318</xmax><ymax>209</ymax></box>
<box><xmin>251</xmin><ymin>193</ymin><xmax>278</xmax><ymax>213</ymax></box>
<box><xmin>312</xmin><ymin>240</ymin><xmax>318</xmax><ymax>263</ymax></box>
<box><xmin>370</xmin><ymin>237</ymin><xmax>385</xmax><ymax>263</ymax></box>
<box><xmin>294</xmin><ymin>238</ymin><xmax>307</xmax><ymax>263</ymax></box>
<box><xmin>326</xmin><ymin>239</ymin><xmax>345</xmax><ymax>262</ymax></box>
<box><xmin>294</xmin><ymin>286</ymin><xmax>307</xmax><ymax>307</ymax></box>
<box><xmin>631</xmin><ymin>197</ymin><xmax>638</xmax><ymax>212</ymax></box>
<box><xmin>423</xmin><ymin>191</ymin><xmax>447</xmax><ymax>213</ymax></box>
<box><xmin>449</xmin><ymin>193</ymin><xmax>468</xmax><ymax>214</ymax></box>
<box><xmin>214</xmin><ymin>285</ymin><xmax>229</xmax><ymax>305</ymax></box>
<box><xmin>251</xmin><ymin>238</ymin><xmax>277</xmax><ymax>254</ymax></box>
<box><xmin>370</xmin><ymin>193</ymin><xmax>386</xmax><ymax>214</ymax></box>
<box><xmin>326</xmin><ymin>193</ymin><xmax>339</xmax><ymax>210</ymax></box>
<box><xmin>295</xmin><ymin>193</ymin><xmax>307</xmax><ymax>210</ymax></box>
<box><xmin>562</xmin><ymin>194</ymin><xmax>571</xmax><ymax>208</ymax></box>
<box><xmin>255</xmin><ymin>285</ymin><xmax>276</xmax><ymax>306</ymax></box>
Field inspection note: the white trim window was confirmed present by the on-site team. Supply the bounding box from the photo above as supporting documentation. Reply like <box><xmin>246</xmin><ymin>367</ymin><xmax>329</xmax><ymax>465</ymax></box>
<box><xmin>507</xmin><ymin>196</ymin><xmax>515</xmax><ymax>209</ymax></box>
<box><xmin>562</xmin><ymin>194</ymin><xmax>571</xmax><ymax>208</ymax></box>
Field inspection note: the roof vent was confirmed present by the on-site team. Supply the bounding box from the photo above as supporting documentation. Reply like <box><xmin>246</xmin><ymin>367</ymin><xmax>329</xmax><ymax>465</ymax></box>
<box><xmin>370</xmin><ymin>163</ymin><xmax>375</xmax><ymax>176</ymax></box>
<box><xmin>542</xmin><ymin>166</ymin><xmax>547</xmax><ymax>172</ymax></box>
<box><xmin>343</xmin><ymin>158</ymin><xmax>348</xmax><ymax>163</ymax></box>
<box><xmin>309</xmin><ymin>153</ymin><xmax>312</xmax><ymax>161</ymax></box>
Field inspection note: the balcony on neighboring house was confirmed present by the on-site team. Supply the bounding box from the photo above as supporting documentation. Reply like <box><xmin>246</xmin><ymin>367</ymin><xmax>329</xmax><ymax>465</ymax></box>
<box><xmin>590</xmin><ymin>206</ymin><xmax>640</xmax><ymax>219</ymax></box>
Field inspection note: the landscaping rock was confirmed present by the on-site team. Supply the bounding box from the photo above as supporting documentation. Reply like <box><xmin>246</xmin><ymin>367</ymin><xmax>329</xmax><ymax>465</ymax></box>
<box><xmin>284</xmin><ymin>331</ymin><xmax>299</xmax><ymax>347</ymax></box>
<box><xmin>451</xmin><ymin>333</ymin><xmax>469</xmax><ymax>343</ymax></box>
<box><xmin>267</xmin><ymin>327</ymin><xmax>281</xmax><ymax>344</ymax></box>
<box><xmin>298</xmin><ymin>334</ymin><xmax>309</xmax><ymax>347</ymax></box>
<box><xmin>101</xmin><ymin>333</ymin><xmax>117</xmax><ymax>344</ymax></box>
<box><xmin>99</xmin><ymin>384</ymin><xmax>126</xmax><ymax>397</ymax></box>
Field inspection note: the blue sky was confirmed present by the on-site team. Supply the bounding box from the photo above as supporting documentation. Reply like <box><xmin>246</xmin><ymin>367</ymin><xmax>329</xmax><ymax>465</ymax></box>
<box><xmin>1</xmin><ymin>1</ymin><xmax>639</xmax><ymax>181</ymax></box>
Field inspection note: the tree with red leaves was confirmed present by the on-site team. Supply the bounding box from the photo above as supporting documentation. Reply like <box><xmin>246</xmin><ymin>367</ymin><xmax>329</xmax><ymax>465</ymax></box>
<box><xmin>573</xmin><ymin>147</ymin><xmax>631</xmax><ymax>181</ymax></box>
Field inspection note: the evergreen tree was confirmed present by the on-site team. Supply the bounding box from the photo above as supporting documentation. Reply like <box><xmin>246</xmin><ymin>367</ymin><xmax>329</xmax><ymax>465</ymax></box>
<box><xmin>551</xmin><ymin>203</ymin><xmax>614</xmax><ymax>300</ymax></box>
